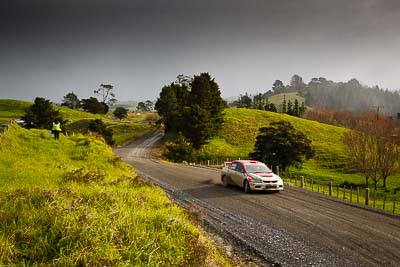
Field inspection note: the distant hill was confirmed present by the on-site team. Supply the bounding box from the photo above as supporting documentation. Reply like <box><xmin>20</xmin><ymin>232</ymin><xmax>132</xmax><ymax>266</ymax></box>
<box><xmin>112</xmin><ymin>100</ymin><xmax>138</xmax><ymax>110</ymax></box>
<box><xmin>268</xmin><ymin>92</ymin><xmax>305</xmax><ymax>109</ymax></box>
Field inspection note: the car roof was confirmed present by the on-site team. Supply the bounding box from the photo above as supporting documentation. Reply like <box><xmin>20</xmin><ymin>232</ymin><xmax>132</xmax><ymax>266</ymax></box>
<box><xmin>232</xmin><ymin>160</ymin><xmax>264</xmax><ymax>165</ymax></box>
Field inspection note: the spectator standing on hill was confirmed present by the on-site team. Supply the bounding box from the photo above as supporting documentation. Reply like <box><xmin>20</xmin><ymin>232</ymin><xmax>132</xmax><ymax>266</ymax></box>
<box><xmin>51</xmin><ymin>120</ymin><xmax>62</xmax><ymax>140</ymax></box>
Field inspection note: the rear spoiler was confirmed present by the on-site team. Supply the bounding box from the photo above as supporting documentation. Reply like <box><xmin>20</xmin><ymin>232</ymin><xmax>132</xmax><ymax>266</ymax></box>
<box><xmin>224</xmin><ymin>161</ymin><xmax>232</xmax><ymax>168</ymax></box>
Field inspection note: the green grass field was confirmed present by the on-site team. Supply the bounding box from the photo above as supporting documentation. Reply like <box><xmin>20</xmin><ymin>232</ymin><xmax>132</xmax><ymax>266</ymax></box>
<box><xmin>0</xmin><ymin>124</ymin><xmax>229</xmax><ymax>266</ymax></box>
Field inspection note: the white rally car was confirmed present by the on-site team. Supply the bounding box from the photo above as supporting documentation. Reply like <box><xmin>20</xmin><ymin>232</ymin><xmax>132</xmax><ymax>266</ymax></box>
<box><xmin>221</xmin><ymin>160</ymin><xmax>284</xmax><ymax>193</ymax></box>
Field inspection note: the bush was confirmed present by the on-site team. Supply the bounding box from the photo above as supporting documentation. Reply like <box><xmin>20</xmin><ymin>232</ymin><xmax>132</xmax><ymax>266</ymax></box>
<box><xmin>88</xmin><ymin>119</ymin><xmax>114</xmax><ymax>145</ymax></box>
<box><xmin>113</xmin><ymin>107</ymin><xmax>128</xmax><ymax>120</ymax></box>
<box><xmin>164</xmin><ymin>133</ymin><xmax>195</xmax><ymax>162</ymax></box>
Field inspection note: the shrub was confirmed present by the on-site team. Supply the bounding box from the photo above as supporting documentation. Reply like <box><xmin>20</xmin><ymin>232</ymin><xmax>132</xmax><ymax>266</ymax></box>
<box><xmin>113</xmin><ymin>107</ymin><xmax>128</xmax><ymax>120</ymax></box>
<box><xmin>88</xmin><ymin>119</ymin><xmax>114</xmax><ymax>145</ymax></box>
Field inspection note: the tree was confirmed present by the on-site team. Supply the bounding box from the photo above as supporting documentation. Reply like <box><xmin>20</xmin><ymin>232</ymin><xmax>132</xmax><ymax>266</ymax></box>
<box><xmin>289</xmin><ymin>74</ymin><xmax>306</xmax><ymax>92</ymax></box>
<box><xmin>265</xmin><ymin>102</ymin><xmax>277</xmax><ymax>112</ymax></box>
<box><xmin>137</xmin><ymin>100</ymin><xmax>154</xmax><ymax>112</ymax></box>
<box><xmin>94</xmin><ymin>84</ymin><xmax>117</xmax><ymax>105</ymax></box>
<box><xmin>22</xmin><ymin>97</ymin><xmax>62</xmax><ymax>129</ymax></box>
<box><xmin>81</xmin><ymin>97</ymin><xmax>108</xmax><ymax>114</ymax></box>
<box><xmin>286</xmin><ymin>100</ymin><xmax>294</xmax><ymax>115</ymax></box>
<box><xmin>183</xmin><ymin>73</ymin><xmax>226</xmax><ymax>148</ymax></box>
<box><xmin>145</xmin><ymin>100</ymin><xmax>154</xmax><ymax>111</ymax></box>
<box><xmin>272</xmin><ymin>80</ymin><xmax>286</xmax><ymax>94</ymax></box>
<box><xmin>343</xmin><ymin>110</ymin><xmax>400</xmax><ymax>189</ymax></box>
<box><xmin>136</xmin><ymin>102</ymin><xmax>147</xmax><ymax>112</ymax></box>
<box><xmin>61</xmin><ymin>92</ymin><xmax>80</xmax><ymax>109</ymax></box>
<box><xmin>155</xmin><ymin>83</ymin><xmax>188</xmax><ymax>133</ymax></box>
<box><xmin>236</xmin><ymin>94</ymin><xmax>252</xmax><ymax>108</ymax></box>
<box><xmin>280</xmin><ymin>95</ymin><xmax>287</xmax><ymax>113</ymax></box>
<box><xmin>113</xmin><ymin>107</ymin><xmax>128</xmax><ymax>120</ymax></box>
<box><xmin>155</xmin><ymin>72</ymin><xmax>226</xmax><ymax>157</ymax></box>
<box><xmin>249</xmin><ymin>121</ymin><xmax>314</xmax><ymax>171</ymax></box>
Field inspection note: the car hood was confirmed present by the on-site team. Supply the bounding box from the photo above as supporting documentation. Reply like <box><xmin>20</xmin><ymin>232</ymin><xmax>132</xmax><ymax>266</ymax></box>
<box><xmin>248</xmin><ymin>172</ymin><xmax>281</xmax><ymax>181</ymax></box>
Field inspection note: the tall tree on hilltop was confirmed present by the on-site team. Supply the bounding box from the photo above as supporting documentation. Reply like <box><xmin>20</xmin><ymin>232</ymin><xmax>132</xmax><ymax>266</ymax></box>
<box><xmin>81</xmin><ymin>97</ymin><xmax>108</xmax><ymax>114</ymax></box>
<box><xmin>94</xmin><ymin>84</ymin><xmax>117</xmax><ymax>105</ymax></box>
<box><xmin>61</xmin><ymin>92</ymin><xmax>80</xmax><ymax>109</ymax></box>
<box><xmin>289</xmin><ymin>74</ymin><xmax>306</xmax><ymax>92</ymax></box>
<box><xmin>272</xmin><ymin>80</ymin><xmax>286</xmax><ymax>94</ymax></box>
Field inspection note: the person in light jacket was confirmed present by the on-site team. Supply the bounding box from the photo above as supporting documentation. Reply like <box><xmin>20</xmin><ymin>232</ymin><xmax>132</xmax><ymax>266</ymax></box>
<box><xmin>51</xmin><ymin>120</ymin><xmax>62</xmax><ymax>140</ymax></box>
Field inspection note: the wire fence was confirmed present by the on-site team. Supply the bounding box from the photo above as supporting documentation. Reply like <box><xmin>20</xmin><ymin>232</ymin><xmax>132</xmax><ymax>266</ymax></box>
<box><xmin>193</xmin><ymin>158</ymin><xmax>399</xmax><ymax>215</ymax></box>
<box><xmin>285</xmin><ymin>173</ymin><xmax>399</xmax><ymax>215</ymax></box>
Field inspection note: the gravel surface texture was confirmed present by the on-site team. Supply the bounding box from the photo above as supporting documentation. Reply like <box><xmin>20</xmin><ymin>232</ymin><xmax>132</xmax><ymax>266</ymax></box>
<box><xmin>114</xmin><ymin>132</ymin><xmax>400</xmax><ymax>267</ymax></box>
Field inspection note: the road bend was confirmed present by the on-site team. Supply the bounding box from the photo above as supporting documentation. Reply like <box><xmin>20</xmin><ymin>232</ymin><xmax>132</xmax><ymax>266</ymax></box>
<box><xmin>114</xmin><ymin>132</ymin><xmax>400</xmax><ymax>267</ymax></box>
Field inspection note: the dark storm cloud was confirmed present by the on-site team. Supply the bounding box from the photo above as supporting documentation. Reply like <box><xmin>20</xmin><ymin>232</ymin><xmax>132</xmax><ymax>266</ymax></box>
<box><xmin>1</xmin><ymin>0</ymin><xmax>400</xmax><ymax>102</ymax></box>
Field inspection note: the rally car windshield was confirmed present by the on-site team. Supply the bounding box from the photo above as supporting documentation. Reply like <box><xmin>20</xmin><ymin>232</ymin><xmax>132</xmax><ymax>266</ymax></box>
<box><xmin>245</xmin><ymin>164</ymin><xmax>272</xmax><ymax>173</ymax></box>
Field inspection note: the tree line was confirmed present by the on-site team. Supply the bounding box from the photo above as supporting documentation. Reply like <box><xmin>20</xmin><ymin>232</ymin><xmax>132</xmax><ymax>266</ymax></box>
<box><xmin>298</xmin><ymin>76</ymin><xmax>400</xmax><ymax>118</ymax></box>
<box><xmin>232</xmin><ymin>92</ymin><xmax>306</xmax><ymax>117</ymax></box>
<box><xmin>230</xmin><ymin>74</ymin><xmax>400</xmax><ymax>119</ymax></box>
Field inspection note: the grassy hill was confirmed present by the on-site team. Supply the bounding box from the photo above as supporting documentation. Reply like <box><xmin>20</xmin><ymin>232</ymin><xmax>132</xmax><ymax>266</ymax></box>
<box><xmin>203</xmin><ymin>108</ymin><xmax>400</xmax><ymax>190</ymax></box>
<box><xmin>0</xmin><ymin>124</ymin><xmax>229</xmax><ymax>266</ymax></box>
<box><xmin>0</xmin><ymin>99</ymin><xmax>105</xmax><ymax>124</ymax></box>
<box><xmin>268</xmin><ymin>92</ymin><xmax>305</xmax><ymax>108</ymax></box>
<box><xmin>0</xmin><ymin>99</ymin><xmax>157</xmax><ymax>146</ymax></box>
<box><xmin>0</xmin><ymin>99</ymin><xmax>32</xmax><ymax>124</ymax></box>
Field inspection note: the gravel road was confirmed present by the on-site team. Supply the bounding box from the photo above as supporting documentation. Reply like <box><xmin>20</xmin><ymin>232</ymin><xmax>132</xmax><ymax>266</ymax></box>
<box><xmin>114</xmin><ymin>132</ymin><xmax>400</xmax><ymax>267</ymax></box>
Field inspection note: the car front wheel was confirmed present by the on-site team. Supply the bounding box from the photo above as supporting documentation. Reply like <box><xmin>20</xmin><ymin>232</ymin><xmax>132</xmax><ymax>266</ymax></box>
<box><xmin>222</xmin><ymin>175</ymin><xmax>229</xmax><ymax>187</ymax></box>
<box><xmin>244</xmin><ymin>180</ymin><xmax>251</xmax><ymax>193</ymax></box>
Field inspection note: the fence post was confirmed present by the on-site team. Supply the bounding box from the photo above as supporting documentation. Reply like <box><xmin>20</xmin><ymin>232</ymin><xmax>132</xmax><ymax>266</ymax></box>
<box><xmin>343</xmin><ymin>185</ymin><xmax>346</xmax><ymax>200</ymax></box>
<box><xmin>365</xmin><ymin>188</ymin><xmax>370</xmax><ymax>206</ymax></box>
<box><xmin>350</xmin><ymin>186</ymin><xmax>353</xmax><ymax>202</ymax></box>
<box><xmin>329</xmin><ymin>182</ymin><xmax>333</xmax><ymax>196</ymax></box>
<box><xmin>373</xmin><ymin>190</ymin><xmax>376</xmax><ymax>208</ymax></box>
<box><xmin>383</xmin><ymin>193</ymin><xmax>387</xmax><ymax>211</ymax></box>
<box><xmin>301</xmin><ymin>176</ymin><xmax>304</xmax><ymax>188</ymax></box>
<box><xmin>317</xmin><ymin>181</ymin><xmax>320</xmax><ymax>193</ymax></box>
<box><xmin>322</xmin><ymin>184</ymin><xmax>325</xmax><ymax>194</ymax></box>
<box><xmin>207</xmin><ymin>160</ymin><xmax>210</xmax><ymax>166</ymax></box>
<box><xmin>311</xmin><ymin>179</ymin><xmax>314</xmax><ymax>191</ymax></box>
<box><xmin>357</xmin><ymin>187</ymin><xmax>360</xmax><ymax>204</ymax></box>
<box><xmin>393</xmin><ymin>194</ymin><xmax>397</xmax><ymax>214</ymax></box>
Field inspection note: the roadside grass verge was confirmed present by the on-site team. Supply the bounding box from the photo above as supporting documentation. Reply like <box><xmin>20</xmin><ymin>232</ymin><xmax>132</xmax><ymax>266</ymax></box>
<box><xmin>0</xmin><ymin>125</ymin><xmax>230</xmax><ymax>266</ymax></box>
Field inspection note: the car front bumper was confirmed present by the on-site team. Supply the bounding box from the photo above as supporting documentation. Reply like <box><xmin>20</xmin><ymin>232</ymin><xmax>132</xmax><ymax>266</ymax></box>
<box><xmin>250</xmin><ymin>182</ymin><xmax>284</xmax><ymax>191</ymax></box>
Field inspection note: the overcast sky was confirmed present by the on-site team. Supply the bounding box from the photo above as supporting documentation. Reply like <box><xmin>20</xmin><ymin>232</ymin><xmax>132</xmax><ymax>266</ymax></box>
<box><xmin>1</xmin><ymin>0</ymin><xmax>400</xmax><ymax>103</ymax></box>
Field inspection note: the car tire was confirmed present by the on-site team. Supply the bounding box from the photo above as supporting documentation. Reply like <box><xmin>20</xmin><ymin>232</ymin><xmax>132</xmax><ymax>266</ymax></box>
<box><xmin>244</xmin><ymin>180</ymin><xmax>251</xmax><ymax>193</ymax></box>
<box><xmin>222</xmin><ymin>175</ymin><xmax>229</xmax><ymax>187</ymax></box>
